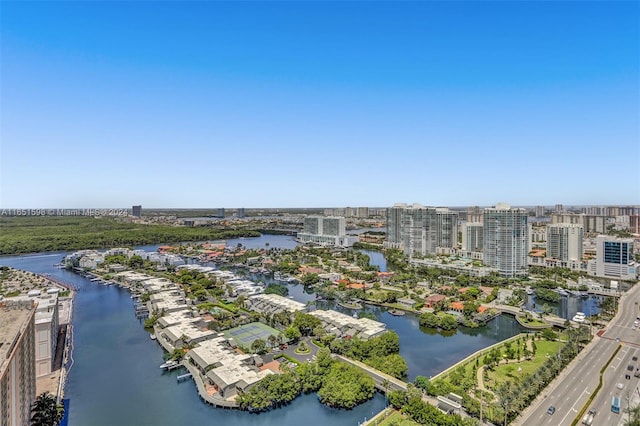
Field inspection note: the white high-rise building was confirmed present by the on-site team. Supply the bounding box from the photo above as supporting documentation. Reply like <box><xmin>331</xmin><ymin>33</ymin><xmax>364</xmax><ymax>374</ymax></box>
<box><xmin>356</xmin><ymin>207</ymin><xmax>369</xmax><ymax>218</ymax></box>
<box><xmin>386</xmin><ymin>204</ymin><xmax>407</xmax><ymax>250</ymax></box>
<box><xmin>483</xmin><ymin>203</ymin><xmax>529</xmax><ymax>277</ymax></box>
<box><xmin>384</xmin><ymin>203</ymin><xmax>458</xmax><ymax>256</ymax></box>
<box><xmin>461</xmin><ymin>222</ymin><xmax>483</xmax><ymax>252</ymax></box>
<box><xmin>303</xmin><ymin>216</ymin><xmax>321</xmax><ymax>235</ymax></box>
<box><xmin>298</xmin><ymin>216</ymin><xmax>356</xmax><ymax>247</ymax></box>
<box><xmin>546</xmin><ymin>223</ymin><xmax>583</xmax><ymax>262</ymax></box>
<box><xmin>590</xmin><ymin>235</ymin><xmax>637</xmax><ymax>280</ymax></box>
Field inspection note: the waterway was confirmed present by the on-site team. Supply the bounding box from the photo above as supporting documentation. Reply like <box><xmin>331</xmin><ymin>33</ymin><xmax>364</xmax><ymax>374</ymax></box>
<box><xmin>525</xmin><ymin>293</ymin><xmax>602</xmax><ymax>320</ymax></box>
<box><xmin>0</xmin><ymin>234</ymin><xmax>594</xmax><ymax>425</ymax></box>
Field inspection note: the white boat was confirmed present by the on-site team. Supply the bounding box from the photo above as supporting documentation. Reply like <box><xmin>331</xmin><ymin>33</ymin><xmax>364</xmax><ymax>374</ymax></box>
<box><xmin>150</xmin><ymin>334</ymin><xmax>157</xmax><ymax>340</ymax></box>
<box><xmin>572</xmin><ymin>312</ymin><xmax>586</xmax><ymax>323</ymax></box>
<box><xmin>160</xmin><ymin>360</ymin><xmax>178</xmax><ymax>369</ymax></box>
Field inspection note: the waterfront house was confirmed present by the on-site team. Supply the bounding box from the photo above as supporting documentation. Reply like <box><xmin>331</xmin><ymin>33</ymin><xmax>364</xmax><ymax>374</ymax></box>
<box><xmin>424</xmin><ymin>294</ymin><xmax>446</xmax><ymax>309</ymax></box>
<box><xmin>161</xmin><ymin>322</ymin><xmax>217</xmax><ymax>348</ymax></box>
<box><xmin>449</xmin><ymin>301</ymin><xmax>464</xmax><ymax>313</ymax></box>
<box><xmin>206</xmin><ymin>363</ymin><xmax>272</xmax><ymax>399</ymax></box>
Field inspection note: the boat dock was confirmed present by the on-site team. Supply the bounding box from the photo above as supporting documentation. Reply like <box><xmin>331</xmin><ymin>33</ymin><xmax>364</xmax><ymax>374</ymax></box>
<box><xmin>38</xmin><ymin>274</ymin><xmax>78</xmax><ymax>291</ymax></box>
<box><xmin>177</xmin><ymin>373</ymin><xmax>192</xmax><ymax>382</ymax></box>
<box><xmin>166</xmin><ymin>363</ymin><xmax>181</xmax><ymax>371</ymax></box>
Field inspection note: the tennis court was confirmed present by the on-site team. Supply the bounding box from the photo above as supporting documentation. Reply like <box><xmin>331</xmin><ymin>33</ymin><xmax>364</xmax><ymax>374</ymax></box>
<box><xmin>223</xmin><ymin>322</ymin><xmax>280</xmax><ymax>348</ymax></box>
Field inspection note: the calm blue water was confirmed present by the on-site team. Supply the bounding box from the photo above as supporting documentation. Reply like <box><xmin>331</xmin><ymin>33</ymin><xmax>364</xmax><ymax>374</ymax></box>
<box><xmin>525</xmin><ymin>294</ymin><xmax>602</xmax><ymax>320</ymax></box>
<box><xmin>358</xmin><ymin>249</ymin><xmax>387</xmax><ymax>272</ymax></box>
<box><xmin>0</xmin><ymin>235</ymin><xmax>529</xmax><ymax>425</ymax></box>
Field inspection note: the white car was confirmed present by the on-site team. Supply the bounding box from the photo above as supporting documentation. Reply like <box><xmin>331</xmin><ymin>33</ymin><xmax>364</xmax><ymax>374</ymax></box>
<box><xmin>617</xmin><ymin>383</ymin><xmax>624</xmax><ymax>390</ymax></box>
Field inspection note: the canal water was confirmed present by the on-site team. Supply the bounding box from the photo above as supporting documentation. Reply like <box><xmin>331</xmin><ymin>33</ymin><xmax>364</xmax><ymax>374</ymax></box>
<box><xmin>0</xmin><ymin>233</ymin><xmax>600</xmax><ymax>425</ymax></box>
<box><xmin>524</xmin><ymin>293</ymin><xmax>601</xmax><ymax>320</ymax></box>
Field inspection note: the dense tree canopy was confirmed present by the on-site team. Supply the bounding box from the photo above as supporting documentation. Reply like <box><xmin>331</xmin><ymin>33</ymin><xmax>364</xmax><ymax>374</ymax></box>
<box><xmin>0</xmin><ymin>216</ymin><xmax>260</xmax><ymax>255</ymax></box>
<box><xmin>317</xmin><ymin>363</ymin><xmax>375</xmax><ymax>409</ymax></box>
<box><xmin>329</xmin><ymin>331</ymin><xmax>407</xmax><ymax>379</ymax></box>
<box><xmin>236</xmin><ymin>348</ymin><xmax>377</xmax><ymax>411</ymax></box>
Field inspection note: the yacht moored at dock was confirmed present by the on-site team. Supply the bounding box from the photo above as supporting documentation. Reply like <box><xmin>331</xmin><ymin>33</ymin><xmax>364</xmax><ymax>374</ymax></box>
<box><xmin>160</xmin><ymin>360</ymin><xmax>179</xmax><ymax>370</ymax></box>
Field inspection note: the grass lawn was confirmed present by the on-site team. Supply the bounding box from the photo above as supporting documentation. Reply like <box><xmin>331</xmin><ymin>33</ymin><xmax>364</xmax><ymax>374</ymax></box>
<box><xmin>377</xmin><ymin>410</ymin><xmax>420</xmax><ymax>426</ymax></box>
<box><xmin>487</xmin><ymin>339</ymin><xmax>562</xmax><ymax>388</ymax></box>
<box><xmin>518</xmin><ymin>317</ymin><xmax>548</xmax><ymax>326</ymax></box>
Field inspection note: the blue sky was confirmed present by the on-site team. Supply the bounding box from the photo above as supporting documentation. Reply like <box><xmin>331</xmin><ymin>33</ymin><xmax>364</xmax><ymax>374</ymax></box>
<box><xmin>1</xmin><ymin>1</ymin><xmax>638</xmax><ymax>208</ymax></box>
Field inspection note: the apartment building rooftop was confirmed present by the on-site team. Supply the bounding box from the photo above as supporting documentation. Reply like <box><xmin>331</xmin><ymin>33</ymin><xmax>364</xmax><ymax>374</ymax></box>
<box><xmin>116</xmin><ymin>271</ymin><xmax>154</xmax><ymax>283</ymax></box>
<box><xmin>206</xmin><ymin>363</ymin><xmax>272</xmax><ymax>395</ymax></box>
<box><xmin>140</xmin><ymin>278</ymin><xmax>177</xmax><ymax>293</ymax></box>
<box><xmin>309</xmin><ymin>309</ymin><xmax>386</xmax><ymax>339</ymax></box>
<box><xmin>246</xmin><ymin>294</ymin><xmax>307</xmax><ymax>314</ymax></box>
<box><xmin>163</xmin><ymin>322</ymin><xmax>216</xmax><ymax>345</ymax></box>
<box><xmin>189</xmin><ymin>336</ymin><xmax>252</xmax><ymax>371</ymax></box>
<box><xmin>150</xmin><ymin>298</ymin><xmax>189</xmax><ymax>314</ymax></box>
<box><xmin>0</xmin><ymin>301</ymin><xmax>35</xmax><ymax>374</ymax></box>
<box><xmin>156</xmin><ymin>310</ymin><xmax>196</xmax><ymax>328</ymax></box>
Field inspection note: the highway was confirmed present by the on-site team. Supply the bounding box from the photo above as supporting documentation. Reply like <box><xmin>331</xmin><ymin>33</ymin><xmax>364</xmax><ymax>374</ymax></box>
<box><xmin>516</xmin><ymin>283</ymin><xmax>640</xmax><ymax>426</ymax></box>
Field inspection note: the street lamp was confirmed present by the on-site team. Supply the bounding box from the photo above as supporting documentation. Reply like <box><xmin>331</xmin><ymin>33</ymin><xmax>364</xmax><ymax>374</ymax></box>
<box><xmin>627</xmin><ymin>391</ymin><xmax>631</xmax><ymax>425</ymax></box>
<box><xmin>503</xmin><ymin>400</ymin><xmax>509</xmax><ymax>426</ymax></box>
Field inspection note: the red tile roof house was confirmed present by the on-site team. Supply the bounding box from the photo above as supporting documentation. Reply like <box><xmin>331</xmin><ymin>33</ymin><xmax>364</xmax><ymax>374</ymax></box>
<box><xmin>424</xmin><ymin>294</ymin><xmax>447</xmax><ymax>309</ymax></box>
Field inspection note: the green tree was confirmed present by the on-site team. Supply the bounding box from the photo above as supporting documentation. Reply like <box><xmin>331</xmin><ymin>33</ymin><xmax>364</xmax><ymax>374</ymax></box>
<box><xmin>31</xmin><ymin>392</ymin><xmax>64</xmax><ymax>426</ymax></box>
<box><xmin>317</xmin><ymin>363</ymin><xmax>375</xmax><ymax>409</ymax></box>
<box><xmin>438</xmin><ymin>313</ymin><xmax>458</xmax><ymax>330</ymax></box>
<box><xmin>251</xmin><ymin>338</ymin><xmax>267</xmax><ymax>354</ymax></box>
<box><xmin>463</xmin><ymin>300</ymin><xmax>480</xmax><ymax>317</ymax></box>
<box><xmin>624</xmin><ymin>403</ymin><xmax>640</xmax><ymax>426</ymax></box>
<box><xmin>541</xmin><ymin>328</ymin><xmax>557</xmax><ymax>341</ymax></box>
<box><xmin>414</xmin><ymin>375</ymin><xmax>430</xmax><ymax>393</ymax></box>
<box><xmin>388</xmin><ymin>390</ymin><xmax>407</xmax><ymax>409</ymax></box>
<box><xmin>127</xmin><ymin>255</ymin><xmax>144</xmax><ymax>269</ymax></box>
<box><xmin>419</xmin><ymin>312</ymin><xmax>439</xmax><ymax>328</ymax></box>
<box><xmin>292</xmin><ymin>312</ymin><xmax>322</xmax><ymax>336</ymax></box>
<box><xmin>285</xmin><ymin>325</ymin><xmax>302</xmax><ymax>343</ymax></box>
<box><xmin>313</xmin><ymin>325</ymin><xmax>326</xmax><ymax>338</ymax></box>
<box><xmin>300</xmin><ymin>273</ymin><xmax>320</xmax><ymax>286</ymax></box>
<box><xmin>193</xmin><ymin>289</ymin><xmax>208</xmax><ymax>301</ymax></box>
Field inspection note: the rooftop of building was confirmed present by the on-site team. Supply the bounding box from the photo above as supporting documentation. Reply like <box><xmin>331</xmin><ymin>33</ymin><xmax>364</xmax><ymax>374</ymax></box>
<box><xmin>248</xmin><ymin>294</ymin><xmax>306</xmax><ymax>311</ymax></box>
<box><xmin>157</xmin><ymin>310</ymin><xmax>196</xmax><ymax>328</ymax></box>
<box><xmin>0</xmin><ymin>301</ymin><xmax>35</xmax><ymax>375</ymax></box>
<box><xmin>164</xmin><ymin>322</ymin><xmax>215</xmax><ymax>342</ymax></box>
<box><xmin>207</xmin><ymin>363</ymin><xmax>271</xmax><ymax>389</ymax></box>
<box><xmin>189</xmin><ymin>337</ymin><xmax>252</xmax><ymax>370</ymax></box>
<box><xmin>309</xmin><ymin>309</ymin><xmax>386</xmax><ymax>333</ymax></box>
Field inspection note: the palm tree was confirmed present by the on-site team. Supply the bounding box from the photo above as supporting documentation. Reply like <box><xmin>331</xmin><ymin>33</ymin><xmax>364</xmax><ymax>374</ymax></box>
<box><xmin>624</xmin><ymin>403</ymin><xmax>640</xmax><ymax>426</ymax></box>
<box><xmin>31</xmin><ymin>392</ymin><xmax>64</xmax><ymax>426</ymax></box>
<box><xmin>382</xmin><ymin>379</ymin><xmax>390</xmax><ymax>403</ymax></box>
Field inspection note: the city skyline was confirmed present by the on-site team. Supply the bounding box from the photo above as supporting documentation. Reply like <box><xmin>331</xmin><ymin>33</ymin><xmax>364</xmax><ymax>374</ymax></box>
<box><xmin>1</xmin><ymin>1</ymin><xmax>638</xmax><ymax>208</ymax></box>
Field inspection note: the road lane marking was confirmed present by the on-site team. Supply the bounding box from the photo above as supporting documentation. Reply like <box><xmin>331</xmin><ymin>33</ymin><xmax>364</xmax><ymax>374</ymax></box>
<box><xmin>559</xmin><ymin>387</ymin><xmax>589</xmax><ymax>426</ymax></box>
